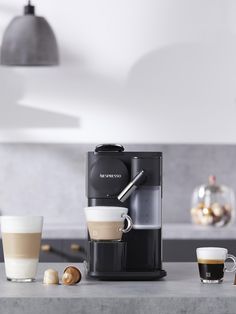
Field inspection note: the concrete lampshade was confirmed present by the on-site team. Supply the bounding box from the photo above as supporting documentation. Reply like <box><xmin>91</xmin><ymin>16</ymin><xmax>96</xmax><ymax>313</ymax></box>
<box><xmin>1</xmin><ymin>1</ymin><xmax>59</xmax><ymax>66</ymax></box>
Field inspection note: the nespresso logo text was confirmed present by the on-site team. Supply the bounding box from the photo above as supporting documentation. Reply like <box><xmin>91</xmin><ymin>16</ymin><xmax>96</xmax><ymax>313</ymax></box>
<box><xmin>100</xmin><ymin>173</ymin><xmax>122</xmax><ymax>179</ymax></box>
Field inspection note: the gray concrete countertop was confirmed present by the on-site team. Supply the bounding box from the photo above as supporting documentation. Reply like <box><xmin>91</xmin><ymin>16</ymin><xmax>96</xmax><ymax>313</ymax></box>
<box><xmin>40</xmin><ymin>223</ymin><xmax>236</xmax><ymax>240</ymax></box>
<box><xmin>0</xmin><ymin>262</ymin><xmax>236</xmax><ymax>314</ymax></box>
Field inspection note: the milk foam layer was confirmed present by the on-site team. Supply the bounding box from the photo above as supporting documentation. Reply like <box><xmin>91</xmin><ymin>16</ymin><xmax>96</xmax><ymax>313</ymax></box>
<box><xmin>1</xmin><ymin>216</ymin><xmax>43</xmax><ymax>233</ymax></box>
<box><xmin>196</xmin><ymin>247</ymin><xmax>228</xmax><ymax>260</ymax></box>
<box><xmin>4</xmin><ymin>258</ymin><xmax>38</xmax><ymax>279</ymax></box>
<box><xmin>85</xmin><ymin>207</ymin><xmax>128</xmax><ymax>222</ymax></box>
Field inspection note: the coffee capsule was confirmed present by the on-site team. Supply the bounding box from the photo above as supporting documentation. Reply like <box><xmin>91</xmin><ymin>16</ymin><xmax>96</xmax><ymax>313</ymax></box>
<box><xmin>233</xmin><ymin>273</ymin><xmax>236</xmax><ymax>285</ymax></box>
<box><xmin>62</xmin><ymin>266</ymin><xmax>81</xmax><ymax>285</ymax></box>
<box><xmin>43</xmin><ymin>268</ymin><xmax>59</xmax><ymax>284</ymax></box>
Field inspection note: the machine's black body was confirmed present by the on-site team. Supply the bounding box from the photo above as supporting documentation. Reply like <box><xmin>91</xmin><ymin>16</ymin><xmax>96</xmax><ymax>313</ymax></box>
<box><xmin>86</xmin><ymin>144</ymin><xmax>166</xmax><ymax>280</ymax></box>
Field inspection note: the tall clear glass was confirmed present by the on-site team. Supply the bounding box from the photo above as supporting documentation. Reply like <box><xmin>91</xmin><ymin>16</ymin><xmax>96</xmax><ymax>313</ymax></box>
<box><xmin>1</xmin><ymin>216</ymin><xmax>43</xmax><ymax>282</ymax></box>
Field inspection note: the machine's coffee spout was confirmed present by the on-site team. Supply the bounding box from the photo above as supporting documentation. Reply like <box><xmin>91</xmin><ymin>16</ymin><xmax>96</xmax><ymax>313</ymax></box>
<box><xmin>118</xmin><ymin>170</ymin><xmax>146</xmax><ymax>203</ymax></box>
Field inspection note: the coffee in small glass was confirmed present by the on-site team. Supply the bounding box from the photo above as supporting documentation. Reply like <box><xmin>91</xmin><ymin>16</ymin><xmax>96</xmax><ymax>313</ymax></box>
<box><xmin>84</xmin><ymin>206</ymin><xmax>133</xmax><ymax>241</ymax></box>
<box><xmin>196</xmin><ymin>247</ymin><xmax>236</xmax><ymax>283</ymax></box>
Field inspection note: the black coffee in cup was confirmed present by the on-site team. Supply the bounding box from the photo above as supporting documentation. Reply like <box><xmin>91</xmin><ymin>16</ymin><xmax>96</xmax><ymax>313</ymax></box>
<box><xmin>196</xmin><ymin>247</ymin><xmax>236</xmax><ymax>283</ymax></box>
<box><xmin>198</xmin><ymin>259</ymin><xmax>224</xmax><ymax>281</ymax></box>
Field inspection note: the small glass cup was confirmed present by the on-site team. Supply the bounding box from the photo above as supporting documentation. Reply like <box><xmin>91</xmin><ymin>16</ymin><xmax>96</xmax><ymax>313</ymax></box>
<box><xmin>1</xmin><ymin>216</ymin><xmax>43</xmax><ymax>282</ymax></box>
<box><xmin>84</xmin><ymin>206</ymin><xmax>133</xmax><ymax>241</ymax></box>
<box><xmin>196</xmin><ymin>247</ymin><xmax>236</xmax><ymax>283</ymax></box>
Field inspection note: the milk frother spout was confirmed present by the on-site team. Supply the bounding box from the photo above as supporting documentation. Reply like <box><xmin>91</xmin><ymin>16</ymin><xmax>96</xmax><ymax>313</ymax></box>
<box><xmin>118</xmin><ymin>170</ymin><xmax>146</xmax><ymax>203</ymax></box>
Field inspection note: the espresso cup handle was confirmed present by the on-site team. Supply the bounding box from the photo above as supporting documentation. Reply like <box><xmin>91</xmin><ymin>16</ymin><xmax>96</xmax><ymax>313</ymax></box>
<box><xmin>120</xmin><ymin>214</ymin><xmax>133</xmax><ymax>233</ymax></box>
<box><xmin>225</xmin><ymin>254</ymin><xmax>236</xmax><ymax>272</ymax></box>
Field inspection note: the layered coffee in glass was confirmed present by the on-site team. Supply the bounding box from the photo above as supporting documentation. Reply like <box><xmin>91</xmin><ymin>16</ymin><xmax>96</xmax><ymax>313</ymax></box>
<box><xmin>1</xmin><ymin>216</ymin><xmax>43</xmax><ymax>282</ymax></box>
<box><xmin>85</xmin><ymin>206</ymin><xmax>132</xmax><ymax>241</ymax></box>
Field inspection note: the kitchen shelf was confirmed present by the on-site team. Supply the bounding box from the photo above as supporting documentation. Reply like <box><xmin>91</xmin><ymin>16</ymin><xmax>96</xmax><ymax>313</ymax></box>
<box><xmin>32</xmin><ymin>223</ymin><xmax>236</xmax><ymax>240</ymax></box>
<box><xmin>163</xmin><ymin>223</ymin><xmax>236</xmax><ymax>240</ymax></box>
<box><xmin>0</xmin><ymin>222</ymin><xmax>233</xmax><ymax>240</ymax></box>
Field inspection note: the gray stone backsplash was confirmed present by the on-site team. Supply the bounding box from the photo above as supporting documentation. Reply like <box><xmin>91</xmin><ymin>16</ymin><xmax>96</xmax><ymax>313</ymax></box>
<box><xmin>0</xmin><ymin>144</ymin><xmax>235</xmax><ymax>225</ymax></box>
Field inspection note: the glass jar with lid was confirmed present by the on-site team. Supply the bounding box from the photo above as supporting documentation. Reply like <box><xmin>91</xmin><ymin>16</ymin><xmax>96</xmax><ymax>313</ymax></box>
<box><xmin>191</xmin><ymin>176</ymin><xmax>235</xmax><ymax>227</ymax></box>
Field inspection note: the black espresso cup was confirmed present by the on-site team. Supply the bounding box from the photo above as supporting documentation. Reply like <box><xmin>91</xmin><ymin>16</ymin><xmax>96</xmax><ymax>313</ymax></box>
<box><xmin>196</xmin><ymin>247</ymin><xmax>236</xmax><ymax>283</ymax></box>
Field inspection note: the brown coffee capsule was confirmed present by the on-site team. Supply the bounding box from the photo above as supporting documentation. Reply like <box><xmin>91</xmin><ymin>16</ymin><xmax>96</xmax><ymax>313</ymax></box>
<box><xmin>233</xmin><ymin>273</ymin><xmax>236</xmax><ymax>285</ymax></box>
<box><xmin>62</xmin><ymin>266</ymin><xmax>81</xmax><ymax>285</ymax></box>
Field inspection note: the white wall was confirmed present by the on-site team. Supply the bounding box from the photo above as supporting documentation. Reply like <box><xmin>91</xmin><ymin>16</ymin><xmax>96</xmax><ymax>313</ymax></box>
<box><xmin>0</xmin><ymin>0</ymin><xmax>236</xmax><ymax>143</ymax></box>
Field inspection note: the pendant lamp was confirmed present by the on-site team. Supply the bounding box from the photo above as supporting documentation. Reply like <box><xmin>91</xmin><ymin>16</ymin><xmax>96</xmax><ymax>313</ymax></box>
<box><xmin>1</xmin><ymin>1</ymin><xmax>59</xmax><ymax>66</ymax></box>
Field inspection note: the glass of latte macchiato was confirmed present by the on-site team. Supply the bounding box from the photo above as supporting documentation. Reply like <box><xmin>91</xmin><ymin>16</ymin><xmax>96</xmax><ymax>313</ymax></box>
<box><xmin>1</xmin><ymin>216</ymin><xmax>43</xmax><ymax>282</ymax></box>
<box><xmin>85</xmin><ymin>206</ymin><xmax>133</xmax><ymax>241</ymax></box>
<box><xmin>196</xmin><ymin>247</ymin><xmax>236</xmax><ymax>283</ymax></box>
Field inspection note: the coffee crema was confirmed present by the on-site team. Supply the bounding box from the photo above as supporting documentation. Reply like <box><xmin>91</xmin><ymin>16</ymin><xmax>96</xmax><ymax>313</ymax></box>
<box><xmin>87</xmin><ymin>221</ymin><xmax>124</xmax><ymax>240</ymax></box>
<box><xmin>2</xmin><ymin>233</ymin><xmax>41</xmax><ymax>259</ymax></box>
<box><xmin>197</xmin><ymin>259</ymin><xmax>224</xmax><ymax>264</ymax></box>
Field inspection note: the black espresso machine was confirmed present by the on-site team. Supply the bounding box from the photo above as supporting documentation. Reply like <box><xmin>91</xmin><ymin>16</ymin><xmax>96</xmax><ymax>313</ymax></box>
<box><xmin>85</xmin><ymin>144</ymin><xmax>166</xmax><ymax>280</ymax></box>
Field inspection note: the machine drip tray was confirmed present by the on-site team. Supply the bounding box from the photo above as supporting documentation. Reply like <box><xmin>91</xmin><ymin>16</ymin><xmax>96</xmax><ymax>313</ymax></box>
<box><xmin>87</xmin><ymin>269</ymin><xmax>167</xmax><ymax>281</ymax></box>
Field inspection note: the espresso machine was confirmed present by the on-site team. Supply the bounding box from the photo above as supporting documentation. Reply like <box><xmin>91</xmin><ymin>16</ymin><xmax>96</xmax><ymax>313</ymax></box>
<box><xmin>86</xmin><ymin>144</ymin><xmax>166</xmax><ymax>280</ymax></box>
